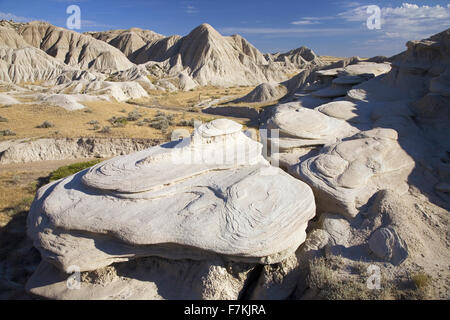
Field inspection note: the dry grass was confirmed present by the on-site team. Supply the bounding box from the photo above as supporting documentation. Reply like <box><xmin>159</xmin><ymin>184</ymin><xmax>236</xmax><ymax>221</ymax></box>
<box><xmin>131</xmin><ymin>85</ymin><xmax>254</xmax><ymax>109</ymax></box>
<box><xmin>319</xmin><ymin>56</ymin><xmax>347</xmax><ymax>64</ymax></box>
<box><xmin>0</xmin><ymin>159</ymin><xmax>107</xmax><ymax>298</ymax></box>
<box><xmin>411</xmin><ymin>272</ymin><xmax>432</xmax><ymax>291</ymax></box>
<box><xmin>306</xmin><ymin>256</ymin><xmax>436</xmax><ymax>300</ymax></box>
<box><xmin>219</xmin><ymin>100</ymin><xmax>280</xmax><ymax>112</ymax></box>
<box><xmin>0</xmin><ymin>172</ymin><xmax>36</xmax><ymax>227</ymax></box>
<box><xmin>307</xmin><ymin>256</ymin><xmax>396</xmax><ymax>300</ymax></box>
<box><xmin>0</xmin><ymin>100</ymin><xmax>226</xmax><ymax>141</ymax></box>
<box><xmin>0</xmin><ymin>159</ymin><xmax>101</xmax><ymax>227</ymax></box>
<box><xmin>0</xmin><ymin>84</ymin><xmax>257</xmax><ymax>142</ymax></box>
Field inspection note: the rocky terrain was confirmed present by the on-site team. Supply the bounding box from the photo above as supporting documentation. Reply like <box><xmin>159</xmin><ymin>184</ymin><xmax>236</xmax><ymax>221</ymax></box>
<box><xmin>25</xmin><ymin>119</ymin><xmax>316</xmax><ymax>299</ymax></box>
<box><xmin>0</xmin><ymin>20</ymin><xmax>321</xmax><ymax>111</ymax></box>
<box><xmin>258</xmin><ymin>28</ymin><xmax>450</xmax><ymax>299</ymax></box>
<box><xmin>0</xmin><ymin>18</ymin><xmax>448</xmax><ymax>300</ymax></box>
<box><xmin>0</xmin><ymin>138</ymin><xmax>158</xmax><ymax>164</ymax></box>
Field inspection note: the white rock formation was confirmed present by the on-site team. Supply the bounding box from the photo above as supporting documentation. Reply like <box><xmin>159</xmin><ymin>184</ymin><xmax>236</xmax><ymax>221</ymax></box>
<box><xmin>26</xmin><ymin>119</ymin><xmax>316</xmax><ymax>299</ymax></box>
<box><xmin>86</xmin><ymin>28</ymin><xmax>165</xmax><ymax>59</ymax></box>
<box><xmin>27</xmin><ymin>257</ymin><xmax>255</xmax><ymax>300</ymax></box>
<box><xmin>236</xmin><ymin>82</ymin><xmax>287</xmax><ymax>103</ymax></box>
<box><xmin>293</xmin><ymin>129</ymin><xmax>414</xmax><ymax>218</ymax></box>
<box><xmin>0</xmin><ymin>138</ymin><xmax>157</xmax><ymax>164</ymax></box>
<box><xmin>368</xmin><ymin>227</ymin><xmax>408</xmax><ymax>265</ymax></box>
<box><xmin>266</xmin><ymin>103</ymin><xmax>357</xmax><ymax>151</ymax></box>
<box><xmin>18</xmin><ymin>21</ymin><xmax>134</xmax><ymax>73</ymax></box>
<box><xmin>0</xmin><ymin>92</ymin><xmax>19</xmax><ymax>105</ymax></box>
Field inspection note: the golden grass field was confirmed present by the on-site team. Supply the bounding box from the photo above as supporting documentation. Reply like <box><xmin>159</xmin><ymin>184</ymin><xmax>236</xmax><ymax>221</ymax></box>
<box><xmin>0</xmin><ymin>101</ymin><xmax>206</xmax><ymax>140</ymax></box>
<box><xmin>319</xmin><ymin>56</ymin><xmax>347</xmax><ymax>64</ymax></box>
<box><xmin>0</xmin><ymin>86</ymin><xmax>256</xmax><ymax>142</ymax></box>
<box><xmin>140</xmin><ymin>85</ymin><xmax>254</xmax><ymax>109</ymax></box>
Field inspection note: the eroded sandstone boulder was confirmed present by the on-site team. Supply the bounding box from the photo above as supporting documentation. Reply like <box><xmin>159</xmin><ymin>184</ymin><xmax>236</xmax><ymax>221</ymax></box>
<box><xmin>26</xmin><ymin>119</ymin><xmax>316</xmax><ymax>299</ymax></box>
<box><xmin>368</xmin><ymin>227</ymin><xmax>408</xmax><ymax>265</ymax></box>
<box><xmin>292</xmin><ymin>128</ymin><xmax>414</xmax><ymax>218</ymax></box>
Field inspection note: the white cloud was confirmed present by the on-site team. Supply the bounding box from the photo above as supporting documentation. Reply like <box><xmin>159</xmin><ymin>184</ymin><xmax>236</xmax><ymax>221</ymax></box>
<box><xmin>291</xmin><ymin>16</ymin><xmax>335</xmax><ymax>25</ymax></box>
<box><xmin>81</xmin><ymin>20</ymin><xmax>114</xmax><ymax>30</ymax></box>
<box><xmin>338</xmin><ymin>3</ymin><xmax>450</xmax><ymax>40</ymax></box>
<box><xmin>186</xmin><ymin>5</ymin><xmax>198</xmax><ymax>14</ymax></box>
<box><xmin>291</xmin><ymin>20</ymin><xmax>320</xmax><ymax>25</ymax></box>
<box><xmin>340</xmin><ymin>1</ymin><xmax>361</xmax><ymax>8</ymax></box>
<box><xmin>0</xmin><ymin>11</ymin><xmax>35</xmax><ymax>22</ymax></box>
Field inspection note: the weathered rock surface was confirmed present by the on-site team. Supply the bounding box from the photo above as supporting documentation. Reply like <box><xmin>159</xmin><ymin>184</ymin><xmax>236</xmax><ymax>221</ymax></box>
<box><xmin>86</xmin><ymin>28</ymin><xmax>165</xmax><ymax>59</ymax></box>
<box><xmin>368</xmin><ymin>227</ymin><xmax>408</xmax><ymax>265</ymax></box>
<box><xmin>27</xmin><ymin>258</ymin><xmax>255</xmax><ymax>300</ymax></box>
<box><xmin>0</xmin><ymin>138</ymin><xmax>157</xmax><ymax>164</ymax></box>
<box><xmin>26</xmin><ymin>119</ymin><xmax>316</xmax><ymax>299</ymax></box>
<box><xmin>294</xmin><ymin>129</ymin><xmax>414</xmax><ymax>218</ymax></box>
<box><xmin>18</xmin><ymin>21</ymin><xmax>134</xmax><ymax>73</ymax></box>
<box><xmin>266</xmin><ymin>104</ymin><xmax>357</xmax><ymax>151</ymax></box>
<box><xmin>235</xmin><ymin>82</ymin><xmax>287</xmax><ymax>103</ymax></box>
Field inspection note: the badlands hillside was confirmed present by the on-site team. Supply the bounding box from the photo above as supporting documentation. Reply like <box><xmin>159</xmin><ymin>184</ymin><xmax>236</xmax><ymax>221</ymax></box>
<box><xmin>0</xmin><ymin>19</ymin><xmax>449</xmax><ymax>300</ymax></box>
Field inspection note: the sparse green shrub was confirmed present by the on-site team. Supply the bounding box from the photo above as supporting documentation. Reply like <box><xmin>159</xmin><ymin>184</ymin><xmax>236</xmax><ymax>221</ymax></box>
<box><xmin>178</xmin><ymin>118</ymin><xmax>196</xmax><ymax>127</ymax></box>
<box><xmin>93</xmin><ymin>124</ymin><xmax>100</xmax><ymax>130</ymax></box>
<box><xmin>83</xmin><ymin>108</ymin><xmax>93</xmax><ymax>113</ymax></box>
<box><xmin>88</xmin><ymin>120</ymin><xmax>99</xmax><ymax>125</ymax></box>
<box><xmin>127</xmin><ymin>109</ymin><xmax>142</xmax><ymax>121</ymax></box>
<box><xmin>0</xmin><ymin>116</ymin><xmax>8</xmax><ymax>122</ymax></box>
<box><xmin>49</xmin><ymin>160</ymin><xmax>102</xmax><ymax>182</ymax></box>
<box><xmin>99</xmin><ymin>126</ymin><xmax>111</xmax><ymax>133</ymax></box>
<box><xmin>108</xmin><ymin>116</ymin><xmax>128</xmax><ymax>127</ymax></box>
<box><xmin>150</xmin><ymin>119</ymin><xmax>169</xmax><ymax>130</ymax></box>
<box><xmin>0</xmin><ymin>129</ymin><xmax>16</xmax><ymax>136</ymax></box>
<box><xmin>37</xmin><ymin>121</ymin><xmax>55</xmax><ymax>128</ymax></box>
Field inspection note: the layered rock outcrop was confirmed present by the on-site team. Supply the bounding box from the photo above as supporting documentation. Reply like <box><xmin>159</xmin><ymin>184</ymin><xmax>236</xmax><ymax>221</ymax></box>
<box><xmin>26</xmin><ymin>119</ymin><xmax>316</xmax><ymax>299</ymax></box>
<box><xmin>258</xmin><ymin>30</ymin><xmax>450</xmax><ymax>299</ymax></box>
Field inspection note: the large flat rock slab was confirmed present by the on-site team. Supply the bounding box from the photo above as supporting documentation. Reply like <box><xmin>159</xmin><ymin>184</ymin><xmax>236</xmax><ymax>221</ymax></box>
<box><xmin>27</xmin><ymin>119</ymin><xmax>316</xmax><ymax>274</ymax></box>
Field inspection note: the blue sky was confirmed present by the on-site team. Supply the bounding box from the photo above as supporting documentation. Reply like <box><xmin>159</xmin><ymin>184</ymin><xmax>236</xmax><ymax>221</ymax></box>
<box><xmin>1</xmin><ymin>0</ymin><xmax>449</xmax><ymax>57</ymax></box>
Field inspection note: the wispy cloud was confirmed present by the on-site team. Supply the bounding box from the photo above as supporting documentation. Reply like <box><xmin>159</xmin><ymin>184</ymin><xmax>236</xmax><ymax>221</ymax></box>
<box><xmin>0</xmin><ymin>11</ymin><xmax>35</xmax><ymax>22</ymax></box>
<box><xmin>291</xmin><ymin>16</ymin><xmax>335</xmax><ymax>25</ymax></box>
<box><xmin>291</xmin><ymin>20</ymin><xmax>320</xmax><ymax>25</ymax></box>
<box><xmin>338</xmin><ymin>3</ymin><xmax>450</xmax><ymax>40</ymax></box>
<box><xmin>81</xmin><ymin>20</ymin><xmax>115</xmax><ymax>30</ymax></box>
<box><xmin>186</xmin><ymin>5</ymin><xmax>198</xmax><ymax>14</ymax></box>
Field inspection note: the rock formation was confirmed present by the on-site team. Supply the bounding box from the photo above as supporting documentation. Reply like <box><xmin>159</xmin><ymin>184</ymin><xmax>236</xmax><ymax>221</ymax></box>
<box><xmin>256</xmin><ymin>29</ymin><xmax>450</xmax><ymax>299</ymax></box>
<box><xmin>25</xmin><ymin>119</ymin><xmax>316</xmax><ymax>299</ymax></box>
<box><xmin>87</xmin><ymin>28</ymin><xmax>165</xmax><ymax>59</ymax></box>
<box><xmin>18</xmin><ymin>21</ymin><xmax>134</xmax><ymax>73</ymax></box>
<box><xmin>0</xmin><ymin>20</ymin><xmax>321</xmax><ymax>110</ymax></box>
<box><xmin>235</xmin><ymin>82</ymin><xmax>287</xmax><ymax>103</ymax></box>
<box><xmin>0</xmin><ymin>137</ymin><xmax>158</xmax><ymax>164</ymax></box>
<box><xmin>95</xmin><ymin>23</ymin><xmax>322</xmax><ymax>87</ymax></box>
